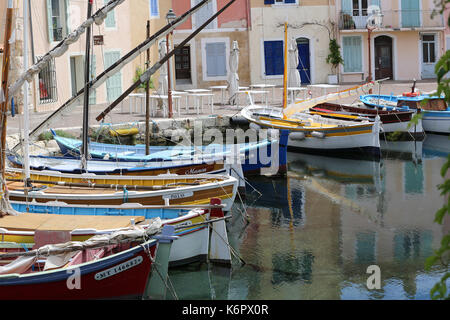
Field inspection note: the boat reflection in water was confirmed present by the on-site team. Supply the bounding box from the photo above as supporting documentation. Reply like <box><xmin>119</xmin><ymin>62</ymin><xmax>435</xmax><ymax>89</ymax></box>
<box><xmin>168</xmin><ymin>133</ymin><xmax>449</xmax><ymax>300</ymax></box>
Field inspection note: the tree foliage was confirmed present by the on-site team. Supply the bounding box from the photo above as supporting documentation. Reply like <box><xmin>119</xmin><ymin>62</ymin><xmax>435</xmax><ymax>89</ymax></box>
<box><xmin>424</xmin><ymin>0</ymin><xmax>450</xmax><ymax>300</ymax></box>
<box><xmin>326</xmin><ymin>39</ymin><xmax>344</xmax><ymax>74</ymax></box>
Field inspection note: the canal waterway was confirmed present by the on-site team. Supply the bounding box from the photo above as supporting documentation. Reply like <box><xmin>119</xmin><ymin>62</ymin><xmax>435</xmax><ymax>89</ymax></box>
<box><xmin>167</xmin><ymin>133</ymin><xmax>450</xmax><ymax>300</ymax></box>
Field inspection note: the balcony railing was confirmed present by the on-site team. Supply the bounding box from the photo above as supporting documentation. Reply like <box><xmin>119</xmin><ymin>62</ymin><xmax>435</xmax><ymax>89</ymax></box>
<box><xmin>52</xmin><ymin>27</ymin><xmax>63</xmax><ymax>41</ymax></box>
<box><xmin>339</xmin><ymin>10</ymin><xmax>444</xmax><ymax>30</ymax></box>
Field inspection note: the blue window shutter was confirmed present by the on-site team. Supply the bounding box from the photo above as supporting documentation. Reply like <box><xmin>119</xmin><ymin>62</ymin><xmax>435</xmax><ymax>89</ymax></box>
<box><xmin>264</xmin><ymin>0</ymin><xmax>275</xmax><ymax>5</ymax></box>
<box><xmin>264</xmin><ymin>41</ymin><xmax>284</xmax><ymax>76</ymax></box>
<box><xmin>206</xmin><ymin>43</ymin><xmax>226</xmax><ymax>77</ymax></box>
<box><xmin>150</xmin><ymin>0</ymin><xmax>159</xmax><ymax>17</ymax></box>
<box><xmin>285</xmin><ymin>0</ymin><xmax>296</xmax><ymax>4</ymax></box>
<box><xmin>194</xmin><ymin>0</ymin><xmax>214</xmax><ymax>29</ymax></box>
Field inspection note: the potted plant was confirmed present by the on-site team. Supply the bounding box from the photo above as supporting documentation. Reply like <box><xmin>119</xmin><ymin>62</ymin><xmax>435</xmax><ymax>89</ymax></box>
<box><xmin>326</xmin><ymin>38</ymin><xmax>344</xmax><ymax>85</ymax></box>
<box><xmin>133</xmin><ymin>67</ymin><xmax>154</xmax><ymax>93</ymax></box>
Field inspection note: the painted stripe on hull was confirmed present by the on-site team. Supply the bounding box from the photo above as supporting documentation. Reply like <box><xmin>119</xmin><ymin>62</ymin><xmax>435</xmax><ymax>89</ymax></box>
<box><xmin>0</xmin><ymin>241</ymin><xmax>157</xmax><ymax>300</ymax></box>
<box><xmin>8</xmin><ymin>185</ymin><xmax>235</xmax><ymax>206</ymax></box>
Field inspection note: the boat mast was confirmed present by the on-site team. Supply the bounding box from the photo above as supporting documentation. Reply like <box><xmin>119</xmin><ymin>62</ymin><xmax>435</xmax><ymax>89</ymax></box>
<box><xmin>96</xmin><ymin>0</ymin><xmax>237</xmax><ymax>122</ymax></box>
<box><xmin>282</xmin><ymin>22</ymin><xmax>288</xmax><ymax>115</ymax></box>
<box><xmin>145</xmin><ymin>20</ymin><xmax>150</xmax><ymax>156</ymax></box>
<box><xmin>12</xmin><ymin>0</ymin><xmax>212</xmax><ymax>151</ymax></box>
<box><xmin>0</xmin><ymin>0</ymin><xmax>14</xmax><ymax>209</ymax></box>
<box><xmin>22</xmin><ymin>0</ymin><xmax>31</xmax><ymax>186</ymax></box>
<box><xmin>81</xmin><ymin>0</ymin><xmax>94</xmax><ymax>171</ymax></box>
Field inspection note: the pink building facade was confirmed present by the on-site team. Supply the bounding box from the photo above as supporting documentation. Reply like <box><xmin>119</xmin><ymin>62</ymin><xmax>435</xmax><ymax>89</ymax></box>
<box><xmin>337</xmin><ymin>0</ymin><xmax>446</xmax><ymax>83</ymax></box>
<box><xmin>171</xmin><ymin>0</ymin><xmax>251</xmax><ymax>89</ymax></box>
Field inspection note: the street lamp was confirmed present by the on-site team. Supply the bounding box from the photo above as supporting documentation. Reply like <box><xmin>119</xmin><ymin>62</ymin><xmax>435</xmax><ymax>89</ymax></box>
<box><xmin>366</xmin><ymin>6</ymin><xmax>383</xmax><ymax>83</ymax></box>
<box><xmin>166</xmin><ymin>9</ymin><xmax>177</xmax><ymax>118</ymax></box>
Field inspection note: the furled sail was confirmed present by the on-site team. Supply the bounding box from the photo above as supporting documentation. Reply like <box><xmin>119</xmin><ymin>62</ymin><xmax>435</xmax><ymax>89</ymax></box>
<box><xmin>11</xmin><ymin>0</ymin><xmax>213</xmax><ymax>153</ymax></box>
<box><xmin>8</xmin><ymin>0</ymin><xmax>126</xmax><ymax>98</ymax></box>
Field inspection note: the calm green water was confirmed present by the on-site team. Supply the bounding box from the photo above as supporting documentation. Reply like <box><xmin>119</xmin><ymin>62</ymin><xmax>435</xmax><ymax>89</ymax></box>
<box><xmin>168</xmin><ymin>134</ymin><xmax>450</xmax><ymax>300</ymax></box>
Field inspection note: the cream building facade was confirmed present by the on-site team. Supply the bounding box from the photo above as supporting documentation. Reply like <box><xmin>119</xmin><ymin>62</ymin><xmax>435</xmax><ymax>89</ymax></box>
<box><xmin>248</xmin><ymin>0</ymin><xmax>337</xmax><ymax>86</ymax></box>
<box><xmin>1</xmin><ymin>0</ymin><xmax>153</xmax><ymax>114</ymax></box>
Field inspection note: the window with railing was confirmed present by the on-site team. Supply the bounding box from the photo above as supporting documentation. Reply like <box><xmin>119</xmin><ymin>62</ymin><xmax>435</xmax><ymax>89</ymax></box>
<box><xmin>38</xmin><ymin>56</ymin><xmax>58</xmax><ymax>104</ymax></box>
<box><xmin>46</xmin><ymin>0</ymin><xmax>68</xmax><ymax>42</ymax></box>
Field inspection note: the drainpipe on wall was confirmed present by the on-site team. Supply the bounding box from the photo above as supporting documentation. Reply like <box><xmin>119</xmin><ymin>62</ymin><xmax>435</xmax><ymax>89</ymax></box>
<box><xmin>246</xmin><ymin>0</ymin><xmax>251</xmax><ymax>30</ymax></box>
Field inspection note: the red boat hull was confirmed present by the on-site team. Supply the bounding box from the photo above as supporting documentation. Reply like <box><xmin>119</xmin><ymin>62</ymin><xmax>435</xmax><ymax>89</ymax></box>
<box><xmin>0</xmin><ymin>242</ymin><xmax>157</xmax><ymax>300</ymax></box>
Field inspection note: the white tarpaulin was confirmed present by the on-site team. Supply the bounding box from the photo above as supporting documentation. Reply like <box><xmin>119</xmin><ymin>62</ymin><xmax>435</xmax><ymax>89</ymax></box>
<box><xmin>227</xmin><ymin>41</ymin><xmax>239</xmax><ymax>105</ymax></box>
<box><xmin>288</xmin><ymin>38</ymin><xmax>301</xmax><ymax>88</ymax></box>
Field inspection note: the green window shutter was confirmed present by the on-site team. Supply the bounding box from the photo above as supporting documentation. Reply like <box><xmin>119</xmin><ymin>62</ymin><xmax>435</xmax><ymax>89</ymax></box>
<box><xmin>65</xmin><ymin>0</ymin><xmax>71</xmax><ymax>35</ymax></box>
<box><xmin>46</xmin><ymin>0</ymin><xmax>54</xmax><ymax>42</ymax></box>
<box><xmin>369</xmin><ymin>0</ymin><xmax>380</xmax><ymax>8</ymax></box>
<box><xmin>342</xmin><ymin>0</ymin><xmax>352</xmax><ymax>15</ymax></box>
<box><xmin>343</xmin><ymin>36</ymin><xmax>362</xmax><ymax>72</ymax></box>
<box><xmin>104</xmin><ymin>51</ymin><xmax>122</xmax><ymax>102</ymax></box>
<box><xmin>105</xmin><ymin>0</ymin><xmax>116</xmax><ymax>28</ymax></box>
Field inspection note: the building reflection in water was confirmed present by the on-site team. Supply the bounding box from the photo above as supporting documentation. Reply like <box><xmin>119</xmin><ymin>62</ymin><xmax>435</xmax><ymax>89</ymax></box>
<box><xmin>168</xmin><ymin>134</ymin><xmax>449</xmax><ymax>300</ymax></box>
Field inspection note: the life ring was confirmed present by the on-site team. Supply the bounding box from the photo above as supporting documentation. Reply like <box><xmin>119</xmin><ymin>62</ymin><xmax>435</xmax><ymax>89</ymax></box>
<box><xmin>402</xmin><ymin>92</ymin><xmax>421</xmax><ymax>97</ymax></box>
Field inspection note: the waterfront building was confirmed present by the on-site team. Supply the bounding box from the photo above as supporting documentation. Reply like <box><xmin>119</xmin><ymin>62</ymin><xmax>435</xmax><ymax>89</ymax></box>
<box><xmin>249</xmin><ymin>0</ymin><xmax>336</xmax><ymax>85</ymax></box>
<box><xmin>336</xmin><ymin>0</ymin><xmax>445</xmax><ymax>83</ymax></box>
<box><xmin>171</xmin><ymin>0</ymin><xmax>251</xmax><ymax>90</ymax></box>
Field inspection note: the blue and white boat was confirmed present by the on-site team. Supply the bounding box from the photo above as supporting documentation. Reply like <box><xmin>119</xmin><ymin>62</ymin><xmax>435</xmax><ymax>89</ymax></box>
<box><xmin>48</xmin><ymin>129</ymin><xmax>290</xmax><ymax>175</ymax></box>
<box><xmin>7</xmin><ymin>200</ymin><xmax>230</xmax><ymax>267</ymax></box>
<box><xmin>360</xmin><ymin>94</ymin><xmax>450</xmax><ymax>134</ymax></box>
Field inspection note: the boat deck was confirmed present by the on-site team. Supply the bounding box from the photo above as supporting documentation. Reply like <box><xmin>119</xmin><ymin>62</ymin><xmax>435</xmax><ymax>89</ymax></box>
<box><xmin>0</xmin><ymin>212</ymin><xmax>145</xmax><ymax>232</ymax></box>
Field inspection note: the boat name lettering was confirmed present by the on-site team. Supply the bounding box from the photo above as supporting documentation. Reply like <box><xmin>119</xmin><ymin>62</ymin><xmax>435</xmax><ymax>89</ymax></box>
<box><xmin>163</xmin><ymin>191</ymin><xmax>194</xmax><ymax>200</ymax></box>
<box><xmin>185</xmin><ymin>168</ymin><xmax>207</xmax><ymax>174</ymax></box>
<box><xmin>94</xmin><ymin>256</ymin><xmax>143</xmax><ymax>281</ymax></box>
<box><xmin>174</xmin><ymin>221</ymin><xmax>193</xmax><ymax>229</ymax></box>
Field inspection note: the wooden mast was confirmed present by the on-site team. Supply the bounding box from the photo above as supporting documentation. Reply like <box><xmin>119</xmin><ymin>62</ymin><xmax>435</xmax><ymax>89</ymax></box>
<box><xmin>282</xmin><ymin>22</ymin><xmax>288</xmax><ymax>117</ymax></box>
<box><xmin>81</xmin><ymin>0</ymin><xmax>94</xmax><ymax>171</ymax></box>
<box><xmin>96</xmin><ymin>0</ymin><xmax>238</xmax><ymax>122</ymax></box>
<box><xmin>145</xmin><ymin>20</ymin><xmax>151</xmax><ymax>156</ymax></box>
<box><xmin>1</xmin><ymin>0</ymin><xmax>14</xmax><ymax>212</ymax></box>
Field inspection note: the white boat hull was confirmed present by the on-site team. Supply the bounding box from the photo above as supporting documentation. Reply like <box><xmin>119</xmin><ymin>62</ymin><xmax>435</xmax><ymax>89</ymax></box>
<box><xmin>422</xmin><ymin>116</ymin><xmax>450</xmax><ymax>134</ymax></box>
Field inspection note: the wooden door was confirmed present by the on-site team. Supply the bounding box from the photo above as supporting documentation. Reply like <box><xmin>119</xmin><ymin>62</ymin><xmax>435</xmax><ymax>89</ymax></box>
<box><xmin>297</xmin><ymin>38</ymin><xmax>311</xmax><ymax>84</ymax></box>
<box><xmin>175</xmin><ymin>45</ymin><xmax>191</xmax><ymax>82</ymax></box>
<box><xmin>375</xmin><ymin>36</ymin><xmax>393</xmax><ymax>80</ymax></box>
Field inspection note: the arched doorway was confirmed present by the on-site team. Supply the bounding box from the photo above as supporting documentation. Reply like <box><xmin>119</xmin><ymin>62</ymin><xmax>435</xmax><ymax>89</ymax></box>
<box><xmin>296</xmin><ymin>38</ymin><xmax>311</xmax><ymax>85</ymax></box>
<box><xmin>374</xmin><ymin>36</ymin><xmax>393</xmax><ymax>80</ymax></box>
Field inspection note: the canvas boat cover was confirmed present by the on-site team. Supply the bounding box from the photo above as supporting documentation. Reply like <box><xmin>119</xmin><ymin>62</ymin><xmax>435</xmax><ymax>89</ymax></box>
<box><xmin>0</xmin><ymin>217</ymin><xmax>162</xmax><ymax>274</ymax></box>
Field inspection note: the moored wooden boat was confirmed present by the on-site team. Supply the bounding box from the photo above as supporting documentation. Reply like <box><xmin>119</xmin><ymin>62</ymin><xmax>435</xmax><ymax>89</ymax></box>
<box><xmin>360</xmin><ymin>94</ymin><xmax>450</xmax><ymax>134</ymax></box>
<box><xmin>309</xmin><ymin>102</ymin><xmax>424</xmax><ymax>140</ymax></box>
<box><xmin>48</xmin><ymin>129</ymin><xmax>289</xmax><ymax>175</ymax></box>
<box><xmin>2</xmin><ymin>200</ymin><xmax>232</xmax><ymax>267</ymax></box>
<box><xmin>0</xmin><ymin>219</ymin><xmax>173</xmax><ymax>300</ymax></box>
<box><xmin>7</xmin><ymin>154</ymin><xmax>235</xmax><ymax>176</ymax></box>
<box><xmin>241</xmin><ymin>105</ymin><xmax>381</xmax><ymax>159</ymax></box>
<box><xmin>4</xmin><ymin>171</ymin><xmax>238</xmax><ymax>210</ymax></box>
<box><xmin>6</xmin><ymin>155</ymin><xmax>246</xmax><ymax>190</ymax></box>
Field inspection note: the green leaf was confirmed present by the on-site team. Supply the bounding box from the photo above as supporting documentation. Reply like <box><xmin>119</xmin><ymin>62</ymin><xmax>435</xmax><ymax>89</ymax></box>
<box><xmin>434</xmin><ymin>206</ymin><xmax>448</xmax><ymax>224</ymax></box>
